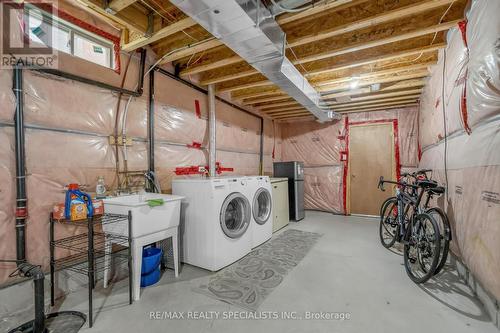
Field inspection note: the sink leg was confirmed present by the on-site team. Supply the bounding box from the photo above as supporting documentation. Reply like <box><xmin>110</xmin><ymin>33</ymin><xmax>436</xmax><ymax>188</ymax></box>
<box><xmin>173</xmin><ymin>232</ymin><xmax>179</xmax><ymax>278</ymax></box>
<box><xmin>132</xmin><ymin>240</ymin><xmax>143</xmax><ymax>301</ymax></box>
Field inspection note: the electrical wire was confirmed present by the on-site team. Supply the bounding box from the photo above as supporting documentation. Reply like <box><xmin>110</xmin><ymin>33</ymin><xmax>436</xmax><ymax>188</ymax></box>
<box><xmin>379</xmin><ymin>0</ymin><xmax>456</xmax><ymax>69</ymax></box>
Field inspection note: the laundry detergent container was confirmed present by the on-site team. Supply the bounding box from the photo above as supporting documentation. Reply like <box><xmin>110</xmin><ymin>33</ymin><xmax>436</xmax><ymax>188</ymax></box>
<box><xmin>141</xmin><ymin>247</ymin><xmax>162</xmax><ymax>287</ymax></box>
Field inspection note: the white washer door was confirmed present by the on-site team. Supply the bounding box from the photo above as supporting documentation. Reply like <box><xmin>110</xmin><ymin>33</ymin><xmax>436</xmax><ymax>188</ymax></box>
<box><xmin>220</xmin><ymin>192</ymin><xmax>251</xmax><ymax>239</ymax></box>
<box><xmin>252</xmin><ymin>187</ymin><xmax>272</xmax><ymax>225</ymax></box>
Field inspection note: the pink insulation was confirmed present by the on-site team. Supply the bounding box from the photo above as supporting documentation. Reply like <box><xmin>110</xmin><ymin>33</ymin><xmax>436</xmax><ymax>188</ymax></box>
<box><xmin>281</xmin><ymin>107</ymin><xmax>419</xmax><ymax>214</ymax></box>
<box><xmin>0</xmin><ymin>58</ymin><xmax>277</xmax><ymax>285</ymax></box>
<box><xmin>419</xmin><ymin>0</ymin><xmax>500</xmax><ymax>300</ymax></box>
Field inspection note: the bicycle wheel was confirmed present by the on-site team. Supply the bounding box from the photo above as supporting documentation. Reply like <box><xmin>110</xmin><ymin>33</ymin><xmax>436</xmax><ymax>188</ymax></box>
<box><xmin>426</xmin><ymin>207</ymin><xmax>451</xmax><ymax>275</ymax></box>
<box><xmin>379</xmin><ymin>197</ymin><xmax>399</xmax><ymax>248</ymax></box>
<box><xmin>403</xmin><ymin>213</ymin><xmax>441</xmax><ymax>283</ymax></box>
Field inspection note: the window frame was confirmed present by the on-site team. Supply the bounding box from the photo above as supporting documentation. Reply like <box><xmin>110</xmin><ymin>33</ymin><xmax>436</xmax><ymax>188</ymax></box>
<box><xmin>26</xmin><ymin>4</ymin><xmax>117</xmax><ymax>70</ymax></box>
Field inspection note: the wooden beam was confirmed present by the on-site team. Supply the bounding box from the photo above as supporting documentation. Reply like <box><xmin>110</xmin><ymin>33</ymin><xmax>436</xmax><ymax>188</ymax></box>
<box><xmin>322</xmin><ymin>79</ymin><xmax>426</xmax><ymax>100</ymax></box>
<box><xmin>217</xmin><ymin>80</ymin><xmax>273</xmax><ymax>93</ymax></box>
<box><xmin>332</xmin><ymin>94</ymin><xmax>422</xmax><ymax>108</ymax></box>
<box><xmin>242</xmin><ymin>94</ymin><xmax>290</xmax><ymax>105</ymax></box>
<box><xmin>277</xmin><ymin>0</ymin><xmax>359</xmax><ymax>25</ymax></box>
<box><xmin>122</xmin><ymin>18</ymin><xmax>197</xmax><ymax>52</ymax></box>
<box><xmin>159</xmin><ymin>39</ymin><xmax>224</xmax><ymax>64</ymax></box>
<box><xmin>181</xmin><ymin>55</ymin><xmax>241</xmax><ymax>77</ymax></box>
<box><xmin>76</xmin><ymin>0</ymin><xmax>146</xmax><ymax>33</ymax></box>
<box><xmin>287</xmin><ymin>0</ymin><xmax>457</xmax><ymax>48</ymax></box>
<box><xmin>266</xmin><ymin>110</ymin><xmax>309</xmax><ymax>117</ymax></box>
<box><xmin>264</xmin><ymin>106</ymin><xmax>307</xmax><ymax>113</ymax></box>
<box><xmin>202</xmin><ymin>43</ymin><xmax>442</xmax><ymax>86</ymax></box>
<box><xmin>318</xmin><ymin>70</ymin><xmax>429</xmax><ymax>93</ymax></box>
<box><xmin>108</xmin><ymin>0</ymin><xmax>137</xmax><ymax>12</ymax></box>
<box><xmin>201</xmin><ymin>69</ymin><xmax>256</xmax><ymax>86</ymax></box>
<box><xmin>275</xmin><ymin>113</ymin><xmax>313</xmax><ymax>120</ymax></box>
<box><xmin>338</xmin><ymin>103</ymin><xmax>419</xmax><ymax>114</ymax></box>
<box><xmin>295</xmin><ymin>20</ymin><xmax>460</xmax><ymax>64</ymax></box>
<box><xmin>259</xmin><ymin>101</ymin><xmax>300</xmax><ymax>110</ymax></box>
<box><xmin>306</xmin><ymin>43</ymin><xmax>445</xmax><ymax>76</ymax></box>
<box><xmin>313</xmin><ymin>62</ymin><xmax>434</xmax><ymax>87</ymax></box>
<box><xmin>334</xmin><ymin>99</ymin><xmax>419</xmax><ymax>112</ymax></box>
<box><xmin>323</xmin><ymin>88</ymin><xmax>423</xmax><ymax>104</ymax></box>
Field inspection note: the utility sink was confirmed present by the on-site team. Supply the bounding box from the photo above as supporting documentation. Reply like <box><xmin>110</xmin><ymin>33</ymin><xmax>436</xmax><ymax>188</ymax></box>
<box><xmin>102</xmin><ymin>193</ymin><xmax>184</xmax><ymax>238</ymax></box>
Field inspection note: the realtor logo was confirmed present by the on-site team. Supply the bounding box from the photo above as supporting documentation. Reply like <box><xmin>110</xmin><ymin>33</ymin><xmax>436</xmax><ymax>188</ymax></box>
<box><xmin>1</xmin><ymin>0</ymin><xmax>58</xmax><ymax>69</ymax></box>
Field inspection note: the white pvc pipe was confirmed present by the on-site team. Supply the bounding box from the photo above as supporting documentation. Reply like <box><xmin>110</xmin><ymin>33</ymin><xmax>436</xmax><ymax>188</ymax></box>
<box><xmin>208</xmin><ymin>84</ymin><xmax>217</xmax><ymax>177</ymax></box>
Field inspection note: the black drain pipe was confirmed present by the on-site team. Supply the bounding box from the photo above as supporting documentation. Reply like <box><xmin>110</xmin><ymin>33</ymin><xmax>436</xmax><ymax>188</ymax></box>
<box><xmin>13</xmin><ymin>65</ymin><xmax>46</xmax><ymax>333</ymax></box>
<box><xmin>147</xmin><ymin>66</ymin><xmax>155</xmax><ymax>180</ymax></box>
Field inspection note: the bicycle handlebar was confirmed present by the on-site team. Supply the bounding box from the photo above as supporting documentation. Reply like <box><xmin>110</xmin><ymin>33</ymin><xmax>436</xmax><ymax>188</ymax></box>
<box><xmin>378</xmin><ymin>176</ymin><xmax>419</xmax><ymax>191</ymax></box>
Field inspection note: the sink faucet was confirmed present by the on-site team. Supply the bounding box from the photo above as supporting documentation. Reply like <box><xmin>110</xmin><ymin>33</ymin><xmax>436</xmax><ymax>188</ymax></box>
<box><xmin>144</xmin><ymin>171</ymin><xmax>161</xmax><ymax>193</ymax></box>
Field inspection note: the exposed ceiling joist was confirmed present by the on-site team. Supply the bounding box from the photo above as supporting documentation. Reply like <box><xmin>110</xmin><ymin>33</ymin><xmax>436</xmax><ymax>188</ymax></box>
<box><xmin>220</xmin><ymin>63</ymin><xmax>431</xmax><ymax>95</ymax></box>
<box><xmin>294</xmin><ymin>20</ymin><xmax>460</xmax><ymax>64</ymax></box>
<box><xmin>242</xmin><ymin>94</ymin><xmax>290</xmax><ymax>105</ymax></box>
<box><xmin>306</xmin><ymin>42</ymin><xmax>445</xmax><ymax>76</ymax></box>
<box><xmin>318</xmin><ymin>70</ymin><xmax>429</xmax><ymax>94</ymax></box>
<box><xmin>287</xmin><ymin>0</ymin><xmax>456</xmax><ymax>48</ymax></box>
<box><xmin>122</xmin><ymin>18</ymin><xmax>197</xmax><ymax>51</ymax></box>
<box><xmin>200</xmin><ymin>42</ymin><xmax>443</xmax><ymax>86</ymax></box>
<box><xmin>277</xmin><ymin>0</ymin><xmax>359</xmax><ymax>25</ymax></box>
<box><xmin>77</xmin><ymin>0</ymin><xmax>146</xmax><ymax>33</ymax></box>
<box><xmin>159</xmin><ymin>39</ymin><xmax>224</xmax><ymax>64</ymax></box>
<box><xmin>323</xmin><ymin>88</ymin><xmax>423</xmax><ymax>105</ymax></box>
<box><xmin>338</xmin><ymin>103</ymin><xmax>419</xmax><ymax>114</ymax></box>
<box><xmin>334</xmin><ymin>99</ymin><xmax>419</xmax><ymax>111</ymax></box>
<box><xmin>332</xmin><ymin>94</ymin><xmax>422</xmax><ymax>108</ymax></box>
<box><xmin>107</xmin><ymin>0</ymin><xmax>137</xmax><ymax>12</ymax></box>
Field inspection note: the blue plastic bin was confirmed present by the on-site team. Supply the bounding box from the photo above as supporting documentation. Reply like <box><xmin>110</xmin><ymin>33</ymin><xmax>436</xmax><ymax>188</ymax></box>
<box><xmin>141</xmin><ymin>267</ymin><xmax>161</xmax><ymax>288</ymax></box>
<box><xmin>141</xmin><ymin>247</ymin><xmax>162</xmax><ymax>275</ymax></box>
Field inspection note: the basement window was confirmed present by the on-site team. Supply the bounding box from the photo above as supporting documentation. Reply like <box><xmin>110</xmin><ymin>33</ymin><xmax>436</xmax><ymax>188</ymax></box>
<box><xmin>27</xmin><ymin>5</ymin><xmax>116</xmax><ymax>69</ymax></box>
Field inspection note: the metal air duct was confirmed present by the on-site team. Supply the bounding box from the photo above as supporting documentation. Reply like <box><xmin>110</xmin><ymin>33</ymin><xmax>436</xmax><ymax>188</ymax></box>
<box><xmin>171</xmin><ymin>0</ymin><xmax>337</xmax><ymax>122</ymax></box>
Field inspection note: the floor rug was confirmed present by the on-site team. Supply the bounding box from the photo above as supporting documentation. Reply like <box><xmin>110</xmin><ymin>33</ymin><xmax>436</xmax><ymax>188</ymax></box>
<box><xmin>193</xmin><ymin>229</ymin><xmax>322</xmax><ymax>311</ymax></box>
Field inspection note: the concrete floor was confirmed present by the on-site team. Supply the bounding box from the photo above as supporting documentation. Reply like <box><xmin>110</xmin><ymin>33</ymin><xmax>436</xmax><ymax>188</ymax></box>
<box><xmin>52</xmin><ymin>211</ymin><xmax>496</xmax><ymax>333</ymax></box>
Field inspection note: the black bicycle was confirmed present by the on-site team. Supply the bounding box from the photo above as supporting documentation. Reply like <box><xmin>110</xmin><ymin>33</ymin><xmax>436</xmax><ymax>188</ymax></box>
<box><xmin>378</xmin><ymin>176</ymin><xmax>442</xmax><ymax>283</ymax></box>
<box><xmin>379</xmin><ymin>170</ymin><xmax>451</xmax><ymax>276</ymax></box>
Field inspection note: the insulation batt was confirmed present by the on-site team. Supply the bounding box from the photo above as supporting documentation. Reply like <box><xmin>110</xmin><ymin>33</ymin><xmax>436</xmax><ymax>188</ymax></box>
<box><xmin>0</xmin><ymin>61</ymin><xmax>278</xmax><ymax>286</ymax></box>
<box><xmin>281</xmin><ymin>107</ymin><xmax>419</xmax><ymax>214</ymax></box>
<box><xmin>419</xmin><ymin>0</ymin><xmax>500</xmax><ymax>300</ymax></box>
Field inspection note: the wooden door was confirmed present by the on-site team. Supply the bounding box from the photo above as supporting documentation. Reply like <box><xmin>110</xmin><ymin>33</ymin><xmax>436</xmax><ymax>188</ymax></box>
<box><xmin>348</xmin><ymin>123</ymin><xmax>395</xmax><ymax>215</ymax></box>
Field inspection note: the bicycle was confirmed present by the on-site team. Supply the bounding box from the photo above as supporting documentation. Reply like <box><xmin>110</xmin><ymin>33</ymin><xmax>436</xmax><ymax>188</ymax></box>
<box><xmin>379</xmin><ymin>169</ymin><xmax>451</xmax><ymax>274</ymax></box>
<box><xmin>378</xmin><ymin>176</ymin><xmax>442</xmax><ymax>283</ymax></box>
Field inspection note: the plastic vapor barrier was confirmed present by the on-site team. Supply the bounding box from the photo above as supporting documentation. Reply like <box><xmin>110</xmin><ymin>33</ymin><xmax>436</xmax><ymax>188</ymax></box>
<box><xmin>0</xmin><ymin>61</ymin><xmax>277</xmax><ymax>285</ymax></box>
<box><xmin>281</xmin><ymin>107</ymin><xmax>419</xmax><ymax>213</ymax></box>
<box><xmin>419</xmin><ymin>0</ymin><xmax>500</xmax><ymax>300</ymax></box>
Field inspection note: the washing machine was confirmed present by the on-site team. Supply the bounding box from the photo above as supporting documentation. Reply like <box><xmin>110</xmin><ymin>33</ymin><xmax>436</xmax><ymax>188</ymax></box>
<box><xmin>172</xmin><ymin>177</ymin><xmax>252</xmax><ymax>271</ymax></box>
<box><xmin>246</xmin><ymin>176</ymin><xmax>273</xmax><ymax>248</ymax></box>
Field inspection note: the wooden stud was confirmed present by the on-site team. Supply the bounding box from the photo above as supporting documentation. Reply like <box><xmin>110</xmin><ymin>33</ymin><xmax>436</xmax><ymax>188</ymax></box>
<box><xmin>217</xmin><ymin>80</ymin><xmax>273</xmax><ymax>93</ymax></box>
<box><xmin>242</xmin><ymin>94</ymin><xmax>290</xmax><ymax>105</ymax></box>
<box><xmin>181</xmin><ymin>55</ymin><xmax>241</xmax><ymax>77</ymax></box>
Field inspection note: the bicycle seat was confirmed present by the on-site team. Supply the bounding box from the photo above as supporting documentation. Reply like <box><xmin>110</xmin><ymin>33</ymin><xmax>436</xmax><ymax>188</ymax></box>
<box><xmin>428</xmin><ymin>186</ymin><xmax>445</xmax><ymax>195</ymax></box>
<box><xmin>416</xmin><ymin>179</ymin><xmax>438</xmax><ymax>189</ymax></box>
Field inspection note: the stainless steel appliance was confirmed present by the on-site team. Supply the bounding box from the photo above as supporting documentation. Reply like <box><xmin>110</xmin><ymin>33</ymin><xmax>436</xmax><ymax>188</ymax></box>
<box><xmin>273</xmin><ymin>161</ymin><xmax>305</xmax><ymax>221</ymax></box>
